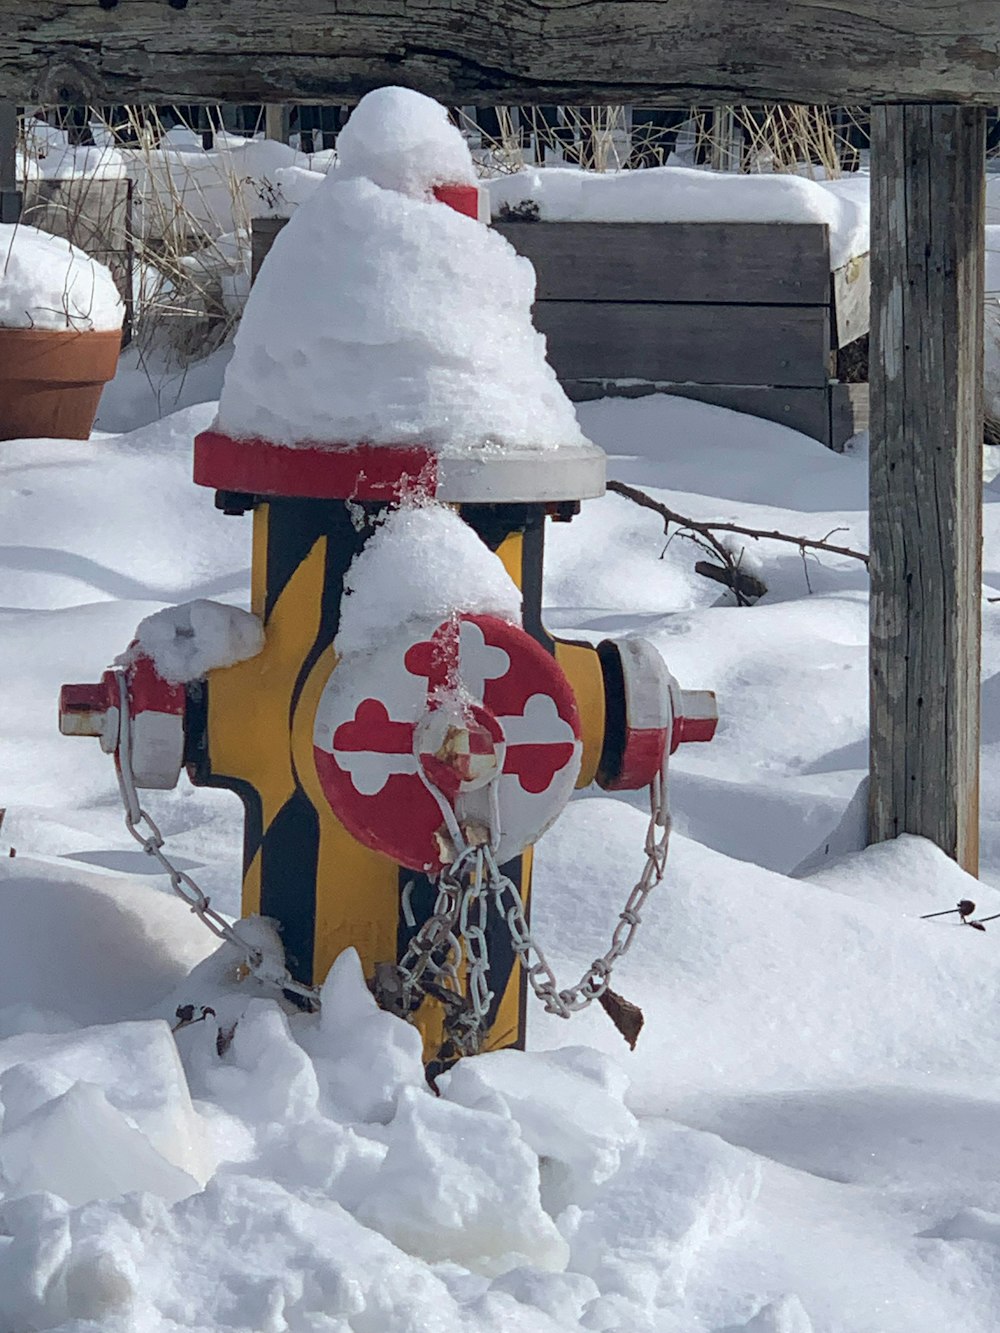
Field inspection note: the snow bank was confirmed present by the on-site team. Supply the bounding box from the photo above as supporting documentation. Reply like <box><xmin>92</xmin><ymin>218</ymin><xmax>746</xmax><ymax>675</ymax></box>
<box><xmin>216</xmin><ymin>87</ymin><xmax>585</xmax><ymax>453</ymax></box>
<box><xmin>122</xmin><ymin>134</ymin><xmax>315</xmax><ymax>243</ymax></box>
<box><xmin>489</xmin><ymin>166</ymin><xmax>870</xmax><ymax>269</ymax></box>
<box><xmin>257</xmin><ymin>162</ymin><xmax>326</xmax><ymax>217</ymax></box>
<box><xmin>0</xmin><ymin>223</ymin><xmax>124</xmax><ymax>331</ymax></box>
<box><xmin>122</xmin><ymin>598</ymin><xmax>264</xmax><ymax>683</ymax></box>
<box><xmin>335</xmin><ymin>504</ymin><xmax>522</xmax><ymax>658</ymax></box>
<box><xmin>33</xmin><ymin>144</ymin><xmax>127</xmax><ymax>182</ymax></box>
<box><xmin>0</xmin><ymin>857</ymin><xmax>211</xmax><ymax>1028</ymax></box>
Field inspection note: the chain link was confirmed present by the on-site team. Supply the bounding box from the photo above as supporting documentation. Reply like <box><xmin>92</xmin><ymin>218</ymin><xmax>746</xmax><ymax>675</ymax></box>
<box><xmin>485</xmin><ymin>764</ymin><xmax>671</xmax><ymax>1019</ymax></box>
<box><xmin>111</xmin><ymin>670</ymin><xmax>322</xmax><ymax>1008</ymax></box>
<box><xmin>381</xmin><ymin>760</ymin><xmax>671</xmax><ymax>1041</ymax></box>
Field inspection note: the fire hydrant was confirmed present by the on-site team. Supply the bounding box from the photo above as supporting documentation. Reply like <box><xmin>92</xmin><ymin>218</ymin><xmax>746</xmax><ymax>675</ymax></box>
<box><xmin>59</xmin><ymin>137</ymin><xmax>717</xmax><ymax>1067</ymax></box>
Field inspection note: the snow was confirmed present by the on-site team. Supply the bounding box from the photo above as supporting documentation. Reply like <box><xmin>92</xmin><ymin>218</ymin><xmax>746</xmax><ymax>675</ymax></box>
<box><xmin>336</xmin><ymin>85</ymin><xmax>476</xmax><ymax>198</ymax></box>
<box><xmin>122</xmin><ymin>598</ymin><xmax>264</xmax><ymax>683</ymax></box>
<box><xmin>8</xmin><ymin>322</ymin><xmax>1000</xmax><ymax>1327</ymax></box>
<box><xmin>216</xmin><ymin>88</ymin><xmax>586</xmax><ymax>453</ymax></box>
<box><xmin>32</xmin><ymin>144</ymin><xmax>127</xmax><ymax>182</ymax></box>
<box><xmin>335</xmin><ymin>503</ymin><xmax>522</xmax><ymax>658</ymax></box>
<box><xmin>0</xmin><ymin>223</ymin><xmax>124</xmax><ymax>331</ymax></box>
<box><xmin>489</xmin><ymin>166</ymin><xmax>871</xmax><ymax>268</ymax></box>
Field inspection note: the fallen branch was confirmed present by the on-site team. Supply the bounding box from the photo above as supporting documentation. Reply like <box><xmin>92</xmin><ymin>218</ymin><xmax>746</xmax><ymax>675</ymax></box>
<box><xmin>607</xmin><ymin>480</ymin><xmax>870</xmax><ymax>566</ymax></box>
<box><xmin>693</xmin><ymin>559</ymin><xmax>768</xmax><ymax>602</ymax></box>
<box><xmin>607</xmin><ymin>479</ymin><xmax>869</xmax><ymax>605</ymax></box>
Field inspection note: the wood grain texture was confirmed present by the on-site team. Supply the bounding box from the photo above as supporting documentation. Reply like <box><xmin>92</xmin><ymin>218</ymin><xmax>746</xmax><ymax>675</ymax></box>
<box><xmin>4</xmin><ymin>2</ymin><xmax>1000</xmax><ymax>104</ymax></box>
<box><xmin>565</xmin><ymin>381</ymin><xmax>838</xmax><ymax>446</ymax></box>
<box><xmin>832</xmin><ymin>254</ymin><xmax>871</xmax><ymax>348</ymax></box>
<box><xmin>534</xmin><ymin>301</ymin><xmax>832</xmax><ymax>387</ymax></box>
<box><xmin>868</xmin><ymin>104</ymin><xmax>985</xmax><ymax>874</ymax></box>
<box><xmin>493</xmin><ymin>222</ymin><xmax>833</xmax><ymax>305</ymax></box>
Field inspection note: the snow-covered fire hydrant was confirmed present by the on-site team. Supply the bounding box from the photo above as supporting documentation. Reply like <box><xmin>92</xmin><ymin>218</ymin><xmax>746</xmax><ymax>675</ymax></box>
<box><xmin>58</xmin><ymin>89</ymin><xmax>717</xmax><ymax>1068</ymax></box>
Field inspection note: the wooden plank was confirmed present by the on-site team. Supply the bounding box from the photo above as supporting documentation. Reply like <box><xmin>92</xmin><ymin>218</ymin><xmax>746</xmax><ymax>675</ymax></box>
<box><xmin>4</xmin><ymin>2</ymin><xmax>1000</xmax><ymax>105</ymax></box>
<box><xmin>534</xmin><ymin>302</ymin><xmax>832</xmax><ymax>387</ymax></box>
<box><xmin>252</xmin><ymin>217</ymin><xmax>287</xmax><ymax>284</ymax></box>
<box><xmin>829</xmin><ymin>382</ymin><xmax>869</xmax><ymax>451</ymax></box>
<box><xmin>0</xmin><ymin>103</ymin><xmax>19</xmax><ymax>223</ymax></box>
<box><xmin>494</xmin><ymin>221</ymin><xmax>832</xmax><ymax>305</ymax></box>
<box><xmin>565</xmin><ymin>381</ymin><xmax>834</xmax><ymax>446</ymax></box>
<box><xmin>868</xmin><ymin>104</ymin><xmax>985</xmax><ymax>874</ymax></box>
<box><xmin>831</xmin><ymin>253</ymin><xmax>871</xmax><ymax>347</ymax></box>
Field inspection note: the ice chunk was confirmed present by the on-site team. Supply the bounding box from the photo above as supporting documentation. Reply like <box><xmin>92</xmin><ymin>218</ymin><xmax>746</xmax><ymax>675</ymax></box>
<box><xmin>356</xmin><ymin>1085</ymin><xmax>569</xmax><ymax>1275</ymax></box>
<box><xmin>442</xmin><ymin>1047</ymin><xmax>638</xmax><ymax>1211</ymax></box>
<box><xmin>336</xmin><ymin>85</ymin><xmax>476</xmax><ymax>198</ymax></box>
<box><xmin>0</xmin><ymin>1079</ymin><xmax>199</xmax><ymax>1206</ymax></box>
<box><xmin>335</xmin><ymin>504</ymin><xmax>522</xmax><ymax>658</ymax></box>
<box><xmin>301</xmin><ymin>948</ymin><xmax>425</xmax><ymax>1124</ymax></box>
<box><xmin>0</xmin><ymin>1020</ymin><xmax>217</xmax><ymax>1186</ymax></box>
<box><xmin>489</xmin><ymin>1266</ymin><xmax>600</xmax><ymax>1323</ymax></box>
<box><xmin>204</xmin><ymin>999</ymin><xmax>320</xmax><ymax>1124</ymax></box>
<box><xmin>122</xmin><ymin>598</ymin><xmax>264</xmax><ymax>683</ymax></box>
<box><xmin>565</xmin><ymin>1119</ymin><xmax>761</xmax><ymax>1306</ymax></box>
<box><xmin>739</xmin><ymin>1293</ymin><xmax>814</xmax><ymax>1333</ymax></box>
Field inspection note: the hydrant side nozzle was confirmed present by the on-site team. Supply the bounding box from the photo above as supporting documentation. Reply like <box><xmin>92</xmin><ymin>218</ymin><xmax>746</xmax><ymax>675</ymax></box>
<box><xmin>58</xmin><ymin>681</ymin><xmax>113</xmax><ymax>740</ymax></box>
<box><xmin>670</xmin><ymin>689</ymin><xmax>719</xmax><ymax>751</ymax></box>
<box><xmin>431</xmin><ymin>182</ymin><xmax>490</xmax><ymax>223</ymax></box>
<box><xmin>58</xmin><ymin>657</ymin><xmax>187</xmax><ymax>789</ymax></box>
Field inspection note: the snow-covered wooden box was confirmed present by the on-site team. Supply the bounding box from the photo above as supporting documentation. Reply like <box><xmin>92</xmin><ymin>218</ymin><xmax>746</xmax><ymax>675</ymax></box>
<box><xmin>493</xmin><ymin>218</ymin><xmax>868</xmax><ymax>451</ymax></box>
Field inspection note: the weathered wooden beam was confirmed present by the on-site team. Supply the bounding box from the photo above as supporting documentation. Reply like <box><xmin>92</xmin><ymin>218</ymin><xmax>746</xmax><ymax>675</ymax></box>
<box><xmin>868</xmin><ymin>104</ymin><xmax>985</xmax><ymax>873</ymax></box>
<box><xmin>0</xmin><ymin>103</ymin><xmax>20</xmax><ymax>223</ymax></box>
<box><xmin>4</xmin><ymin>2</ymin><xmax>1000</xmax><ymax>105</ymax></box>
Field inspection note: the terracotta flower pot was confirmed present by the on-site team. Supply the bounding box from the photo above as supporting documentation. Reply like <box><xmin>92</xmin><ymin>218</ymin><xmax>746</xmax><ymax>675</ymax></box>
<box><xmin>0</xmin><ymin>327</ymin><xmax>122</xmax><ymax>441</ymax></box>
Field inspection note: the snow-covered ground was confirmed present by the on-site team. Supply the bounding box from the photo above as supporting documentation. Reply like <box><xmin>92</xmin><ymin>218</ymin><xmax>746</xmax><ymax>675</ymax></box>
<box><xmin>5</xmin><ymin>365</ymin><xmax>1000</xmax><ymax>1329</ymax></box>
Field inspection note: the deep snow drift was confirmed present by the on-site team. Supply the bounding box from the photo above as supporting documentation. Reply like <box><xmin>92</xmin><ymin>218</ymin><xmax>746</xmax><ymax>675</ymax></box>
<box><xmin>6</xmin><ymin>379</ymin><xmax>1000</xmax><ymax>1329</ymax></box>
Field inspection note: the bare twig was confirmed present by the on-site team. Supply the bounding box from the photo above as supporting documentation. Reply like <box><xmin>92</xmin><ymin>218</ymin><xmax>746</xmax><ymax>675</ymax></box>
<box><xmin>607</xmin><ymin>478</ymin><xmax>869</xmax><ymax>604</ymax></box>
<box><xmin>607</xmin><ymin>481</ymin><xmax>869</xmax><ymax>562</ymax></box>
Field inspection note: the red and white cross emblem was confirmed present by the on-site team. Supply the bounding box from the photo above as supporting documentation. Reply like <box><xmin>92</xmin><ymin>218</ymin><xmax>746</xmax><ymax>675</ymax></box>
<box><xmin>313</xmin><ymin>614</ymin><xmax>582</xmax><ymax>871</ymax></box>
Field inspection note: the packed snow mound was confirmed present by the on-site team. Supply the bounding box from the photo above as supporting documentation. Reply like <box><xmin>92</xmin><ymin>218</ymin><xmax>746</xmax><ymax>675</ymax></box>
<box><xmin>336</xmin><ymin>84</ymin><xmax>476</xmax><ymax>198</ymax></box>
<box><xmin>335</xmin><ymin>503</ymin><xmax>522</xmax><ymax>657</ymax></box>
<box><xmin>489</xmin><ymin>167</ymin><xmax>870</xmax><ymax>270</ymax></box>
<box><xmin>0</xmin><ymin>223</ymin><xmax>124</xmax><ymax>331</ymax></box>
<box><xmin>217</xmin><ymin>93</ymin><xmax>585</xmax><ymax>452</ymax></box>
<box><xmin>121</xmin><ymin>598</ymin><xmax>264</xmax><ymax>684</ymax></box>
<box><xmin>0</xmin><ymin>857</ymin><xmax>212</xmax><ymax>1029</ymax></box>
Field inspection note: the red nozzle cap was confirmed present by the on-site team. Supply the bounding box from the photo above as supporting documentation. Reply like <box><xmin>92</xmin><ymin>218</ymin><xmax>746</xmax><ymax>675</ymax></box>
<box><xmin>59</xmin><ymin>681</ymin><xmax>112</xmax><ymax>737</ymax></box>
<box><xmin>432</xmin><ymin>183</ymin><xmax>489</xmax><ymax>223</ymax></box>
<box><xmin>671</xmin><ymin>690</ymin><xmax>719</xmax><ymax>750</ymax></box>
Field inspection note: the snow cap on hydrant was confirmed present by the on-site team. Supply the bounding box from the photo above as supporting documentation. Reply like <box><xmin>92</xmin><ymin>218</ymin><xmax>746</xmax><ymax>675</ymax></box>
<box><xmin>195</xmin><ymin>85</ymin><xmax>605</xmax><ymax>503</ymax></box>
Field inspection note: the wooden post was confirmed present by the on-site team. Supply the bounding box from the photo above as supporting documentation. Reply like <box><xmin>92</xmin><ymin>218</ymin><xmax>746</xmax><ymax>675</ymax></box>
<box><xmin>265</xmin><ymin>105</ymin><xmax>290</xmax><ymax>144</ymax></box>
<box><xmin>869</xmin><ymin>104</ymin><xmax>985</xmax><ymax>873</ymax></box>
<box><xmin>0</xmin><ymin>102</ymin><xmax>21</xmax><ymax>223</ymax></box>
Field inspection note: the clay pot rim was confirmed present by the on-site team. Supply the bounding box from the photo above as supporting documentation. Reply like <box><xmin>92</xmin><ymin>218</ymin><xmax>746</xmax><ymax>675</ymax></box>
<box><xmin>0</xmin><ymin>325</ymin><xmax>122</xmax><ymax>383</ymax></box>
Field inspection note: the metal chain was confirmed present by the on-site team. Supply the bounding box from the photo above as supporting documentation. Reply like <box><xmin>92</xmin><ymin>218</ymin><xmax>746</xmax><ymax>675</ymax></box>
<box><xmin>375</xmin><ymin>849</ymin><xmax>469</xmax><ymax>1018</ymax></box>
<box><xmin>111</xmin><ymin>670</ymin><xmax>322</xmax><ymax>1008</ymax></box>
<box><xmin>487</xmin><ymin>763</ymin><xmax>671</xmax><ymax>1019</ymax></box>
<box><xmin>384</xmin><ymin>760</ymin><xmax>671</xmax><ymax>1039</ymax></box>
